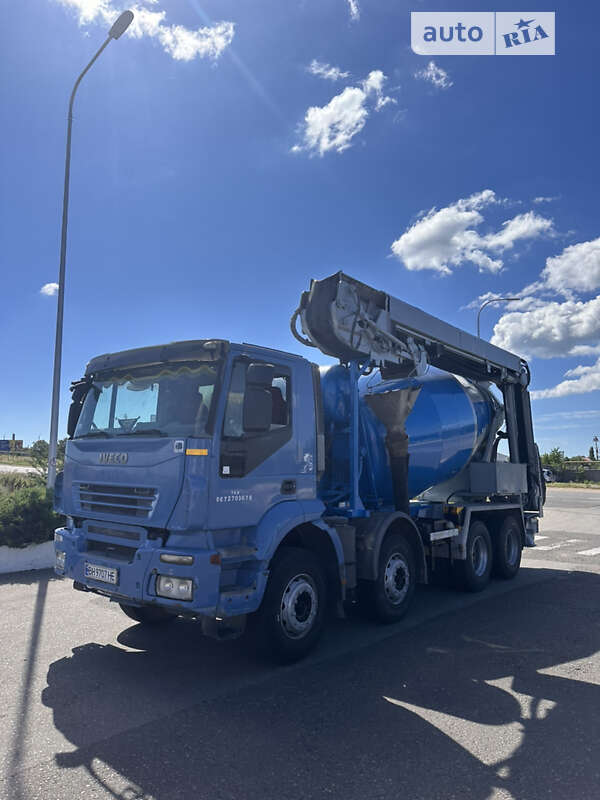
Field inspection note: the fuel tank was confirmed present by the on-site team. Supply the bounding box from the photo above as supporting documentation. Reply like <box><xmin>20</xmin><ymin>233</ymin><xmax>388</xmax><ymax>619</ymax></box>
<box><xmin>319</xmin><ymin>366</ymin><xmax>501</xmax><ymax>507</ymax></box>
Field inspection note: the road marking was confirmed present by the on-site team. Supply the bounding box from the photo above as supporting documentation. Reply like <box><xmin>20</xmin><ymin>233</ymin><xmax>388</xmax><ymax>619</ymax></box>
<box><xmin>535</xmin><ymin>539</ymin><xmax>581</xmax><ymax>551</ymax></box>
<box><xmin>536</xmin><ymin>536</ymin><xmax>549</xmax><ymax>541</ymax></box>
<box><xmin>577</xmin><ymin>546</ymin><xmax>600</xmax><ymax>556</ymax></box>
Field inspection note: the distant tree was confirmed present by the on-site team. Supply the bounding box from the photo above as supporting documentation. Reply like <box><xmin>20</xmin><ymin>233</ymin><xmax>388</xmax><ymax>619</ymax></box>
<box><xmin>30</xmin><ymin>440</ymin><xmax>48</xmax><ymax>471</ymax></box>
<box><xmin>30</xmin><ymin>439</ymin><xmax>66</xmax><ymax>482</ymax></box>
<box><xmin>541</xmin><ymin>447</ymin><xmax>564</xmax><ymax>470</ymax></box>
<box><xmin>589</xmin><ymin>446</ymin><xmax>596</xmax><ymax>461</ymax></box>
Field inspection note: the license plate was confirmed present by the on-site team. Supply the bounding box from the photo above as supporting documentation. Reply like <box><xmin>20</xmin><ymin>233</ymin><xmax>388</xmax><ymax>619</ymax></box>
<box><xmin>85</xmin><ymin>562</ymin><xmax>119</xmax><ymax>585</ymax></box>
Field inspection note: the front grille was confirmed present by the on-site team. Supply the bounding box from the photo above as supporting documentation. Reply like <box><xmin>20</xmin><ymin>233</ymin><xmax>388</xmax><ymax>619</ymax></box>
<box><xmin>78</xmin><ymin>484</ymin><xmax>157</xmax><ymax>519</ymax></box>
<box><xmin>87</xmin><ymin>539</ymin><xmax>137</xmax><ymax>563</ymax></box>
<box><xmin>87</xmin><ymin>524</ymin><xmax>141</xmax><ymax>541</ymax></box>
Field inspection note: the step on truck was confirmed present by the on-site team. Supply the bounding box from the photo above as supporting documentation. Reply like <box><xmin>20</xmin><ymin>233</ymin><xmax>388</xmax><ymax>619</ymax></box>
<box><xmin>54</xmin><ymin>273</ymin><xmax>544</xmax><ymax>661</ymax></box>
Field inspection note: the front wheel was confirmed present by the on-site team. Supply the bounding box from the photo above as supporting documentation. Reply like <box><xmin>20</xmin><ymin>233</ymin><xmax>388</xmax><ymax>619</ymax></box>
<box><xmin>363</xmin><ymin>533</ymin><xmax>416</xmax><ymax>623</ymax></box>
<box><xmin>251</xmin><ymin>547</ymin><xmax>327</xmax><ymax>663</ymax></box>
<box><xmin>119</xmin><ymin>603</ymin><xmax>176</xmax><ymax>624</ymax></box>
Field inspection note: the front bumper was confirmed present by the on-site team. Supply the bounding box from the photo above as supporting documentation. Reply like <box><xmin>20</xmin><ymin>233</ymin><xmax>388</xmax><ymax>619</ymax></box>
<box><xmin>54</xmin><ymin>525</ymin><xmax>222</xmax><ymax>616</ymax></box>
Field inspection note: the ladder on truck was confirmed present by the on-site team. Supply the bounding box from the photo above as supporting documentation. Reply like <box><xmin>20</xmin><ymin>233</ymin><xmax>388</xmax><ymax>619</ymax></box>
<box><xmin>291</xmin><ymin>272</ymin><xmax>544</xmax><ymax>516</ymax></box>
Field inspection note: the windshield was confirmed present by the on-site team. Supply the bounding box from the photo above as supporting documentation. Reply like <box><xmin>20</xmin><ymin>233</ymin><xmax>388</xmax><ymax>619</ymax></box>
<box><xmin>74</xmin><ymin>363</ymin><xmax>220</xmax><ymax>439</ymax></box>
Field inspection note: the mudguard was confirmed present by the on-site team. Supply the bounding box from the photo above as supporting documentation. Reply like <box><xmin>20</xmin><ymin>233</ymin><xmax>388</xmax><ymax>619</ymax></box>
<box><xmin>355</xmin><ymin>511</ymin><xmax>427</xmax><ymax>583</ymax></box>
<box><xmin>216</xmin><ymin>500</ymin><xmax>345</xmax><ymax>617</ymax></box>
<box><xmin>255</xmin><ymin>498</ymin><xmax>344</xmax><ymax>567</ymax></box>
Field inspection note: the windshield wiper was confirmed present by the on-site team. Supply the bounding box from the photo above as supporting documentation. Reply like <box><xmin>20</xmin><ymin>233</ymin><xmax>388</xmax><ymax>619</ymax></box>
<box><xmin>77</xmin><ymin>431</ymin><xmax>114</xmax><ymax>439</ymax></box>
<box><xmin>116</xmin><ymin>428</ymin><xmax>167</xmax><ymax>437</ymax></box>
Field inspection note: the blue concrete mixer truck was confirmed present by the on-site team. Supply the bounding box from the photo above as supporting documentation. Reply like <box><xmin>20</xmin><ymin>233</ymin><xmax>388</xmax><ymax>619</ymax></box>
<box><xmin>53</xmin><ymin>273</ymin><xmax>544</xmax><ymax>661</ymax></box>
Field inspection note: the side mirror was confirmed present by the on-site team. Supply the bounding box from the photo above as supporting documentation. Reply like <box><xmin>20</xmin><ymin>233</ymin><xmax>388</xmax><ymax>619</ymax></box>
<box><xmin>243</xmin><ymin>386</ymin><xmax>272</xmax><ymax>433</ymax></box>
<box><xmin>67</xmin><ymin>402</ymin><xmax>80</xmax><ymax>439</ymax></box>
<box><xmin>67</xmin><ymin>379</ymin><xmax>93</xmax><ymax>438</ymax></box>
<box><xmin>246</xmin><ymin>362</ymin><xmax>274</xmax><ymax>387</ymax></box>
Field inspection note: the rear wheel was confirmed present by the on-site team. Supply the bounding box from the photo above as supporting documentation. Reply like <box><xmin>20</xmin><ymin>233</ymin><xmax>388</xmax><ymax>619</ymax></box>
<box><xmin>363</xmin><ymin>533</ymin><xmax>416</xmax><ymax>623</ymax></box>
<box><xmin>492</xmin><ymin>515</ymin><xmax>522</xmax><ymax>579</ymax></box>
<box><xmin>459</xmin><ymin>520</ymin><xmax>493</xmax><ymax>592</ymax></box>
<box><xmin>251</xmin><ymin>547</ymin><xmax>327</xmax><ymax>663</ymax></box>
<box><xmin>119</xmin><ymin>603</ymin><xmax>176</xmax><ymax>624</ymax></box>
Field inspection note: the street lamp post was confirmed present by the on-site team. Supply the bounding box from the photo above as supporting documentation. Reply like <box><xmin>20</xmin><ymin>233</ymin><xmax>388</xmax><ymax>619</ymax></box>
<box><xmin>476</xmin><ymin>297</ymin><xmax>522</xmax><ymax>339</ymax></box>
<box><xmin>47</xmin><ymin>11</ymin><xmax>134</xmax><ymax>489</ymax></box>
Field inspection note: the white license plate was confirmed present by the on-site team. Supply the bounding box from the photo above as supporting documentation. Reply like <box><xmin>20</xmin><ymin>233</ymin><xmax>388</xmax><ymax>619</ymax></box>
<box><xmin>85</xmin><ymin>562</ymin><xmax>119</xmax><ymax>585</ymax></box>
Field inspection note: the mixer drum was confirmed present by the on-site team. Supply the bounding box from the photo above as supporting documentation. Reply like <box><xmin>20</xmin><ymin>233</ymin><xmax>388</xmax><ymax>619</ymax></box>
<box><xmin>320</xmin><ymin>366</ymin><xmax>500</xmax><ymax>506</ymax></box>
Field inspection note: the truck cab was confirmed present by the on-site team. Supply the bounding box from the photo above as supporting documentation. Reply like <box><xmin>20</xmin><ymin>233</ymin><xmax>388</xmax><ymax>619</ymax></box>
<box><xmin>54</xmin><ymin>338</ymin><xmax>340</xmax><ymax>658</ymax></box>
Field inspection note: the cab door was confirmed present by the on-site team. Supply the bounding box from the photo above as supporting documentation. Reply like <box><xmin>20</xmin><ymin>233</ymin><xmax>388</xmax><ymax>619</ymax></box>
<box><xmin>209</xmin><ymin>356</ymin><xmax>309</xmax><ymax>529</ymax></box>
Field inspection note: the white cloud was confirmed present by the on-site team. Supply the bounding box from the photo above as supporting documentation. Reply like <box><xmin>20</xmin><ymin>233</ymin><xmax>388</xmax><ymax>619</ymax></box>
<box><xmin>40</xmin><ymin>283</ymin><xmax>59</xmax><ymax>296</ymax></box>
<box><xmin>463</xmin><ymin>290</ymin><xmax>504</xmax><ymax>311</ymax></box>
<box><xmin>308</xmin><ymin>60</ymin><xmax>349</xmax><ymax>82</ymax></box>
<box><xmin>57</xmin><ymin>0</ymin><xmax>112</xmax><ymax>25</ymax></box>
<box><xmin>491</xmin><ymin>295</ymin><xmax>600</xmax><ymax>359</ymax></box>
<box><xmin>533</xmin><ymin>196</ymin><xmax>558</xmax><ymax>204</ymax></box>
<box><xmin>535</xmin><ymin>409</ymin><xmax>600</xmax><ymax>423</ymax></box>
<box><xmin>481</xmin><ymin>233</ymin><xmax>600</xmax><ymax>398</ymax></box>
<box><xmin>127</xmin><ymin>6</ymin><xmax>164</xmax><ymax>38</ymax></box>
<box><xmin>462</xmin><ymin>292</ymin><xmax>540</xmax><ymax>314</ymax></box>
<box><xmin>464</xmin><ymin>292</ymin><xmax>543</xmax><ymax>312</ymax></box>
<box><xmin>56</xmin><ymin>1</ymin><xmax>234</xmax><ymax>62</ymax></box>
<box><xmin>569</xmin><ymin>343</ymin><xmax>600</xmax><ymax>357</ymax></box>
<box><xmin>483</xmin><ymin>211</ymin><xmax>554</xmax><ymax>253</ymax></box>
<box><xmin>539</xmin><ymin>237</ymin><xmax>600</xmax><ymax>294</ymax></box>
<box><xmin>293</xmin><ymin>70</ymin><xmax>394</xmax><ymax>156</ymax></box>
<box><xmin>156</xmin><ymin>21</ymin><xmax>234</xmax><ymax>61</ymax></box>
<box><xmin>362</xmin><ymin>70</ymin><xmax>396</xmax><ymax>110</ymax></box>
<box><xmin>390</xmin><ymin>191</ymin><xmax>554</xmax><ymax>275</ymax></box>
<box><xmin>530</xmin><ymin>357</ymin><xmax>600</xmax><ymax>399</ymax></box>
<box><xmin>346</xmin><ymin>0</ymin><xmax>360</xmax><ymax>22</ymax></box>
<box><xmin>414</xmin><ymin>61</ymin><xmax>453</xmax><ymax>90</ymax></box>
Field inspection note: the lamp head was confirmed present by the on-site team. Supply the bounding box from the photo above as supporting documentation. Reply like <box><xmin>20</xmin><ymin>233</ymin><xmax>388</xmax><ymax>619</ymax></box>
<box><xmin>109</xmin><ymin>10</ymin><xmax>134</xmax><ymax>39</ymax></box>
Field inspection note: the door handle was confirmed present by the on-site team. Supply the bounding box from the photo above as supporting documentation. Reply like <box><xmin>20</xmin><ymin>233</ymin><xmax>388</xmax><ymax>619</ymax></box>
<box><xmin>281</xmin><ymin>479</ymin><xmax>296</xmax><ymax>495</ymax></box>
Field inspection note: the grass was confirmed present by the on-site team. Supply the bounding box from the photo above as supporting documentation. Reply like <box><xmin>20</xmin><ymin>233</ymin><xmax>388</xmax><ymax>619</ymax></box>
<box><xmin>0</xmin><ymin>454</ymin><xmax>34</xmax><ymax>467</ymax></box>
<box><xmin>0</xmin><ymin>471</ymin><xmax>39</xmax><ymax>497</ymax></box>
<box><xmin>547</xmin><ymin>481</ymin><xmax>600</xmax><ymax>490</ymax></box>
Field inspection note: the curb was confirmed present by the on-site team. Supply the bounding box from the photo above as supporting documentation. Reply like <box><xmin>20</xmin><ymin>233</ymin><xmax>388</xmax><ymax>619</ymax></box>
<box><xmin>0</xmin><ymin>541</ymin><xmax>55</xmax><ymax>574</ymax></box>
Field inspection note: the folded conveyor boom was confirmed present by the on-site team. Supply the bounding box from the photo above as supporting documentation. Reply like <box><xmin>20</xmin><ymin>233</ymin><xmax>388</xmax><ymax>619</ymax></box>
<box><xmin>292</xmin><ymin>272</ymin><xmax>543</xmax><ymax>514</ymax></box>
<box><xmin>294</xmin><ymin>272</ymin><xmax>527</xmax><ymax>385</ymax></box>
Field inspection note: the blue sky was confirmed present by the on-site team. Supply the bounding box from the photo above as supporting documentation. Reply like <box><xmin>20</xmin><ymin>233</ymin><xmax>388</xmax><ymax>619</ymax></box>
<box><xmin>1</xmin><ymin>0</ymin><xmax>599</xmax><ymax>456</ymax></box>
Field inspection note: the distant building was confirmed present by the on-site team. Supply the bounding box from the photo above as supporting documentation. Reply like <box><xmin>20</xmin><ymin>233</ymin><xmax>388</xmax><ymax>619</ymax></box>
<box><xmin>0</xmin><ymin>434</ymin><xmax>23</xmax><ymax>452</ymax></box>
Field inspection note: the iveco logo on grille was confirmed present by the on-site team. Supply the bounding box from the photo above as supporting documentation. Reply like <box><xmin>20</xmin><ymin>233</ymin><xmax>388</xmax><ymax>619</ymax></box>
<box><xmin>98</xmin><ymin>452</ymin><xmax>129</xmax><ymax>464</ymax></box>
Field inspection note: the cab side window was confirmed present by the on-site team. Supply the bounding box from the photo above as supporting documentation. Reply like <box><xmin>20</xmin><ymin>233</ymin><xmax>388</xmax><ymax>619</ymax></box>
<box><xmin>221</xmin><ymin>359</ymin><xmax>292</xmax><ymax>476</ymax></box>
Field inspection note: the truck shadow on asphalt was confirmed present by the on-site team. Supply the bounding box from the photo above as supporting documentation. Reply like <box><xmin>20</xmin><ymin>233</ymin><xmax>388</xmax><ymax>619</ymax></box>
<box><xmin>40</xmin><ymin>568</ymin><xmax>600</xmax><ymax>800</ymax></box>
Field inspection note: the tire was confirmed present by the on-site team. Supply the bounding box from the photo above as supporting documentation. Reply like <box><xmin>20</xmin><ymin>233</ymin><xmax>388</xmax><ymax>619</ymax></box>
<box><xmin>459</xmin><ymin>520</ymin><xmax>493</xmax><ymax>592</ymax></box>
<box><xmin>363</xmin><ymin>533</ymin><xmax>416</xmax><ymax>623</ymax></box>
<box><xmin>492</xmin><ymin>515</ymin><xmax>523</xmax><ymax>580</ymax></box>
<box><xmin>119</xmin><ymin>603</ymin><xmax>176</xmax><ymax>624</ymax></box>
<box><xmin>251</xmin><ymin>547</ymin><xmax>327</xmax><ymax>663</ymax></box>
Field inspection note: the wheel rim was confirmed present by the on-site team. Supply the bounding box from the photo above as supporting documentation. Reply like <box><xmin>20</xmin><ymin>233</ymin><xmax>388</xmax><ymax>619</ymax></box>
<box><xmin>471</xmin><ymin>534</ymin><xmax>489</xmax><ymax>577</ymax></box>
<box><xmin>279</xmin><ymin>573</ymin><xmax>318</xmax><ymax>639</ymax></box>
<box><xmin>383</xmin><ymin>553</ymin><xmax>410</xmax><ymax>605</ymax></box>
<box><xmin>505</xmin><ymin>529</ymin><xmax>519</xmax><ymax>566</ymax></box>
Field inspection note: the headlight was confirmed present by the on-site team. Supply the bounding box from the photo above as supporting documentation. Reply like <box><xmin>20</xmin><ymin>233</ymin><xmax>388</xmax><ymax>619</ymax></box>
<box><xmin>156</xmin><ymin>575</ymin><xmax>193</xmax><ymax>601</ymax></box>
<box><xmin>55</xmin><ymin>550</ymin><xmax>66</xmax><ymax>572</ymax></box>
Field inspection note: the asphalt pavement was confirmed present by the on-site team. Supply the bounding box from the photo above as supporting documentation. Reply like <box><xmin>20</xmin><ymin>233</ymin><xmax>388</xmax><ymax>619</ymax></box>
<box><xmin>1</xmin><ymin>487</ymin><xmax>599</xmax><ymax>800</ymax></box>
